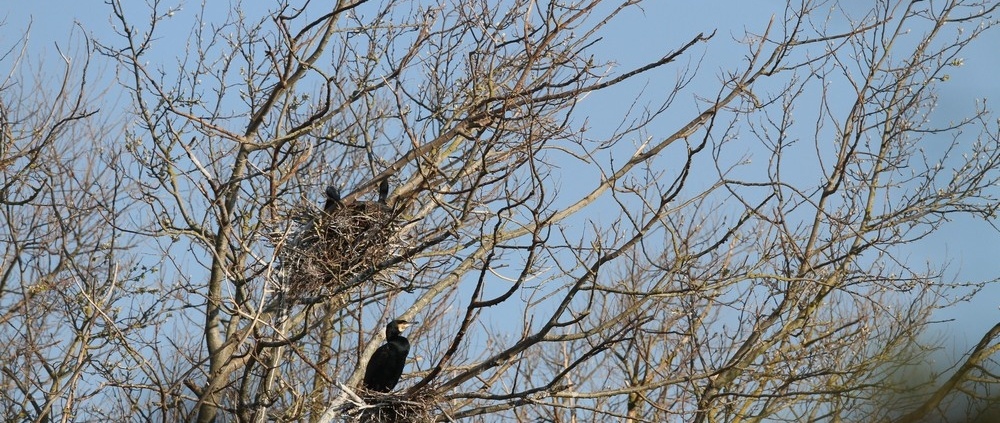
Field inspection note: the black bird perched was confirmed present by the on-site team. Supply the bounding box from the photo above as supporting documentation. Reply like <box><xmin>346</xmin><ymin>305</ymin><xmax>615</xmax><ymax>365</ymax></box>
<box><xmin>323</xmin><ymin>185</ymin><xmax>343</xmax><ymax>214</ymax></box>
<box><xmin>362</xmin><ymin>319</ymin><xmax>416</xmax><ymax>393</ymax></box>
<box><xmin>323</xmin><ymin>178</ymin><xmax>390</xmax><ymax>214</ymax></box>
<box><xmin>376</xmin><ymin>177</ymin><xmax>389</xmax><ymax>205</ymax></box>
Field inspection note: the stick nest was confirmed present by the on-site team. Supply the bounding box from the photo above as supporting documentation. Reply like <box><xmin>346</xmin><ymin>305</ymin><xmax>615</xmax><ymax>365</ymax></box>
<box><xmin>349</xmin><ymin>389</ymin><xmax>441</xmax><ymax>423</ymax></box>
<box><xmin>276</xmin><ymin>201</ymin><xmax>398</xmax><ymax>296</ymax></box>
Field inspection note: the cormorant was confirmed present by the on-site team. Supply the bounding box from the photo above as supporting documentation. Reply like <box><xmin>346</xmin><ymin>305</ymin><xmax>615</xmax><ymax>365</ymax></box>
<box><xmin>362</xmin><ymin>319</ymin><xmax>416</xmax><ymax>393</ymax></box>
<box><xmin>322</xmin><ymin>178</ymin><xmax>389</xmax><ymax>214</ymax></box>
<box><xmin>376</xmin><ymin>178</ymin><xmax>389</xmax><ymax>205</ymax></box>
<box><xmin>323</xmin><ymin>186</ymin><xmax>343</xmax><ymax>214</ymax></box>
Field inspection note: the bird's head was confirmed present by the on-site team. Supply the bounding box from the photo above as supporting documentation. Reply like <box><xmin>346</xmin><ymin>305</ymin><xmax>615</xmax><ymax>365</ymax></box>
<box><xmin>324</xmin><ymin>186</ymin><xmax>341</xmax><ymax>201</ymax></box>
<box><xmin>387</xmin><ymin>319</ymin><xmax>416</xmax><ymax>336</ymax></box>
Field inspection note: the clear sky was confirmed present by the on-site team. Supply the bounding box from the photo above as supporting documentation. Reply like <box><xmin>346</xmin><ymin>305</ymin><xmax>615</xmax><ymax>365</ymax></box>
<box><xmin>4</xmin><ymin>0</ymin><xmax>998</xmax><ymax>366</ymax></box>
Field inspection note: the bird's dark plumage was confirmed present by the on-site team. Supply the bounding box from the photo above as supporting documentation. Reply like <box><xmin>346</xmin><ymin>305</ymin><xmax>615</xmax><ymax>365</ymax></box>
<box><xmin>323</xmin><ymin>180</ymin><xmax>391</xmax><ymax>214</ymax></box>
<box><xmin>363</xmin><ymin>319</ymin><xmax>415</xmax><ymax>393</ymax></box>
<box><xmin>377</xmin><ymin>178</ymin><xmax>389</xmax><ymax>204</ymax></box>
<box><xmin>323</xmin><ymin>186</ymin><xmax>342</xmax><ymax>213</ymax></box>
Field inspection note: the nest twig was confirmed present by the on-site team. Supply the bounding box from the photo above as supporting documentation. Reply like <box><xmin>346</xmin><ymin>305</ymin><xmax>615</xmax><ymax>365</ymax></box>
<box><xmin>348</xmin><ymin>388</ymin><xmax>442</xmax><ymax>423</ymax></box>
<box><xmin>274</xmin><ymin>200</ymin><xmax>398</xmax><ymax>297</ymax></box>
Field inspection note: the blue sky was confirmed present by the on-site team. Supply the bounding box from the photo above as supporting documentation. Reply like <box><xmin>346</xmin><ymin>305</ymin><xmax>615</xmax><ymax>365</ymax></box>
<box><xmin>5</xmin><ymin>0</ymin><xmax>998</xmax><ymax>366</ymax></box>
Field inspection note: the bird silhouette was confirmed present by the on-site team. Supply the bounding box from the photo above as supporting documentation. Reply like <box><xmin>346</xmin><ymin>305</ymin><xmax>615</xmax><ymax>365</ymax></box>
<box><xmin>323</xmin><ymin>178</ymin><xmax>390</xmax><ymax>214</ymax></box>
<box><xmin>362</xmin><ymin>319</ymin><xmax>416</xmax><ymax>393</ymax></box>
<box><xmin>323</xmin><ymin>186</ymin><xmax>343</xmax><ymax>214</ymax></box>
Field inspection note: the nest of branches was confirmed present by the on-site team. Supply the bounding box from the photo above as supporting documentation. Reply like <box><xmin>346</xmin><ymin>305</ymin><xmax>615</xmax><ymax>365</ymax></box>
<box><xmin>277</xmin><ymin>200</ymin><xmax>398</xmax><ymax>296</ymax></box>
<box><xmin>348</xmin><ymin>388</ymin><xmax>442</xmax><ymax>423</ymax></box>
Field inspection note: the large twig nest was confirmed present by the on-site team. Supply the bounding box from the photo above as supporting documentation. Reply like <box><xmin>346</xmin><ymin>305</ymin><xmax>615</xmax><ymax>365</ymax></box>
<box><xmin>276</xmin><ymin>193</ymin><xmax>398</xmax><ymax>296</ymax></box>
<box><xmin>349</xmin><ymin>389</ymin><xmax>441</xmax><ymax>423</ymax></box>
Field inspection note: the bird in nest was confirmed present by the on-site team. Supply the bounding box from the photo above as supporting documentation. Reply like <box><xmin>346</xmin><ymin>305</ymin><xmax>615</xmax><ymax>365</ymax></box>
<box><xmin>362</xmin><ymin>319</ymin><xmax>416</xmax><ymax>393</ymax></box>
